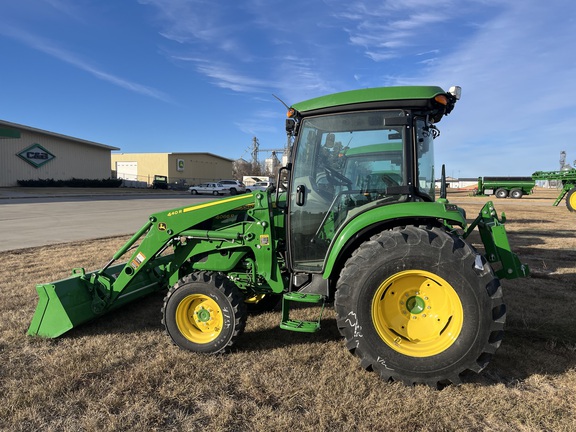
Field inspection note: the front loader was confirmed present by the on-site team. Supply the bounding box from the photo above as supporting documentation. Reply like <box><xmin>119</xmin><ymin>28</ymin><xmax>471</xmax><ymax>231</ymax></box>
<box><xmin>29</xmin><ymin>85</ymin><xmax>528</xmax><ymax>387</ymax></box>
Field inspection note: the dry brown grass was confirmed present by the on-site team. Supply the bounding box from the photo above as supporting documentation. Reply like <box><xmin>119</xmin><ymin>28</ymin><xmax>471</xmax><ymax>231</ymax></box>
<box><xmin>2</xmin><ymin>188</ymin><xmax>576</xmax><ymax>431</ymax></box>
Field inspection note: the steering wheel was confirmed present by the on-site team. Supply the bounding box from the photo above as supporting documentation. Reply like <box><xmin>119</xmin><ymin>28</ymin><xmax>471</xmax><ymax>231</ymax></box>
<box><xmin>380</xmin><ymin>174</ymin><xmax>399</xmax><ymax>187</ymax></box>
<box><xmin>324</xmin><ymin>166</ymin><xmax>352</xmax><ymax>188</ymax></box>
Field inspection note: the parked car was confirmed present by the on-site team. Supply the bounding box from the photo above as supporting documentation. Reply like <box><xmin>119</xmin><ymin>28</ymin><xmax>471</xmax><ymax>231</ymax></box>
<box><xmin>246</xmin><ymin>181</ymin><xmax>273</xmax><ymax>192</ymax></box>
<box><xmin>219</xmin><ymin>179</ymin><xmax>246</xmax><ymax>195</ymax></box>
<box><xmin>188</xmin><ymin>182</ymin><xmax>230</xmax><ymax>195</ymax></box>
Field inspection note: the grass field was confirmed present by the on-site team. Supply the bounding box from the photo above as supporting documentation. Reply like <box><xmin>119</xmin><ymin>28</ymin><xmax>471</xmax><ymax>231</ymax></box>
<box><xmin>1</xmin><ymin>188</ymin><xmax>575</xmax><ymax>431</ymax></box>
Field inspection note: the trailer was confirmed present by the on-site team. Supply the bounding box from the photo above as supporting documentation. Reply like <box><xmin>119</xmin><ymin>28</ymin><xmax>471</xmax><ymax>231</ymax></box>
<box><xmin>532</xmin><ymin>169</ymin><xmax>576</xmax><ymax>212</ymax></box>
<box><xmin>475</xmin><ymin>176</ymin><xmax>535</xmax><ymax>199</ymax></box>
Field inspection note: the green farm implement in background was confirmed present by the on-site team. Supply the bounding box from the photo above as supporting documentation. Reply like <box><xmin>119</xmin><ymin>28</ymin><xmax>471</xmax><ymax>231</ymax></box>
<box><xmin>475</xmin><ymin>176</ymin><xmax>535</xmax><ymax>199</ymax></box>
<box><xmin>532</xmin><ymin>169</ymin><xmax>576</xmax><ymax>212</ymax></box>
<box><xmin>29</xmin><ymin>85</ymin><xmax>528</xmax><ymax>388</ymax></box>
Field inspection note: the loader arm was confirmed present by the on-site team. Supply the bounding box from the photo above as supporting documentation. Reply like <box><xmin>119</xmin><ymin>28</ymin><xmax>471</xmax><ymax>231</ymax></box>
<box><xmin>108</xmin><ymin>193</ymin><xmax>255</xmax><ymax>303</ymax></box>
<box><xmin>28</xmin><ymin>191</ymin><xmax>285</xmax><ymax>338</ymax></box>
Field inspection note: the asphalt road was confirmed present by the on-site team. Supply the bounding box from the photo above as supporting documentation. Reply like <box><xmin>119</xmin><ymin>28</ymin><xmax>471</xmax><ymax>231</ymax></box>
<box><xmin>0</xmin><ymin>194</ymin><xmax>213</xmax><ymax>252</ymax></box>
<box><xmin>1</xmin><ymin>188</ymin><xmax>557</xmax><ymax>253</ymax></box>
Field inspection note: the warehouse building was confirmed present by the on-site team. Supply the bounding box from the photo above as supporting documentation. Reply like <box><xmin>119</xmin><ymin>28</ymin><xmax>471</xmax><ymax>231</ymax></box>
<box><xmin>111</xmin><ymin>153</ymin><xmax>234</xmax><ymax>188</ymax></box>
<box><xmin>0</xmin><ymin>119</ymin><xmax>119</xmax><ymax>187</ymax></box>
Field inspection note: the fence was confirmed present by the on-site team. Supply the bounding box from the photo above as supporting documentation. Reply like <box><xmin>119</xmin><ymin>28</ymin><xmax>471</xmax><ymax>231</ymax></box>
<box><xmin>113</xmin><ymin>171</ymin><xmax>229</xmax><ymax>189</ymax></box>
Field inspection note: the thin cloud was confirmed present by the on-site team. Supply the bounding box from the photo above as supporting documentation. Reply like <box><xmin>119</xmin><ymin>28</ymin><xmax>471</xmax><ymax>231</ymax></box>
<box><xmin>389</xmin><ymin>12</ymin><xmax>449</xmax><ymax>30</ymax></box>
<box><xmin>140</xmin><ymin>0</ymin><xmax>236</xmax><ymax>44</ymax></box>
<box><xmin>143</xmin><ymin>0</ymin><xmax>337</xmax><ymax>96</ymax></box>
<box><xmin>41</xmin><ymin>0</ymin><xmax>85</xmax><ymax>21</ymax></box>
<box><xmin>193</xmin><ymin>61</ymin><xmax>268</xmax><ymax>93</ymax></box>
<box><xmin>365</xmin><ymin>51</ymin><xmax>399</xmax><ymax>62</ymax></box>
<box><xmin>343</xmin><ymin>8</ymin><xmax>455</xmax><ymax>60</ymax></box>
<box><xmin>2</xmin><ymin>26</ymin><xmax>171</xmax><ymax>103</ymax></box>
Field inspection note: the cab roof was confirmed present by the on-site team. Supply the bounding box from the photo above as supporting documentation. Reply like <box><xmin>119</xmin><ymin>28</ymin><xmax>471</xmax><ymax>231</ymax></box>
<box><xmin>291</xmin><ymin>86</ymin><xmax>448</xmax><ymax>116</ymax></box>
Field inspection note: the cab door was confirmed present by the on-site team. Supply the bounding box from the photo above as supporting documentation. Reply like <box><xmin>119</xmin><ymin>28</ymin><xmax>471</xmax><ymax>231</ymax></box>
<box><xmin>288</xmin><ymin>126</ymin><xmax>334</xmax><ymax>272</ymax></box>
<box><xmin>288</xmin><ymin>110</ymin><xmax>409</xmax><ymax>272</ymax></box>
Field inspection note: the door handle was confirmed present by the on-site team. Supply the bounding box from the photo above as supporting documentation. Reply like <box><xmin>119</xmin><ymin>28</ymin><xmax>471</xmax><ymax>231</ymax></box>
<box><xmin>296</xmin><ymin>184</ymin><xmax>306</xmax><ymax>206</ymax></box>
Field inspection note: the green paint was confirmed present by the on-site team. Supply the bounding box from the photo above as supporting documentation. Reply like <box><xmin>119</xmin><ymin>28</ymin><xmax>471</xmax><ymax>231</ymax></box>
<box><xmin>291</xmin><ymin>86</ymin><xmax>447</xmax><ymax>113</ymax></box>
<box><xmin>406</xmin><ymin>296</ymin><xmax>425</xmax><ymax>314</ymax></box>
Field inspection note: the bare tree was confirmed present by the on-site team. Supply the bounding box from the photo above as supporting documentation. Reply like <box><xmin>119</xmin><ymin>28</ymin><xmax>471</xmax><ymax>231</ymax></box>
<box><xmin>233</xmin><ymin>159</ymin><xmax>266</xmax><ymax>180</ymax></box>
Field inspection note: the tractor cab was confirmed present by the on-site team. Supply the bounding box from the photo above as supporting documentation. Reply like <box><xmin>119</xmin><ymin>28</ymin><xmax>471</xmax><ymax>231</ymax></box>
<box><xmin>285</xmin><ymin>87</ymin><xmax>457</xmax><ymax>272</ymax></box>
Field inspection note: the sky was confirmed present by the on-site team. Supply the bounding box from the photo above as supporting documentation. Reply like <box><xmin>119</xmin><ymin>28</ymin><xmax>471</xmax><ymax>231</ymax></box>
<box><xmin>2</xmin><ymin>0</ymin><xmax>576</xmax><ymax>178</ymax></box>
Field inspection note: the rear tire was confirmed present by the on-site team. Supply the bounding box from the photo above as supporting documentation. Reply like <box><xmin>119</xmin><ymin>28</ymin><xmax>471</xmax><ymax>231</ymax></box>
<box><xmin>190</xmin><ymin>189</ymin><xmax>197</xmax><ymax>195</ymax></box>
<box><xmin>162</xmin><ymin>272</ymin><xmax>247</xmax><ymax>353</ymax></box>
<box><xmin>495</xmin><ymin>188</ymin><xmax>508</xmax><ymax>198</ymax></box>
<box><xmin>230</xmin><ymin>188</ymin><xmax>237</xmax><ymax>195</ymax></box>
<box><xmin>334</xmin><ymin>225</ymin><xmax>505</xmax><ymax>388</ymax></box>
<box><xmin>510</xmin><ymin>189</ymin><xmax>523</xmax><ymax>199</ymax></box>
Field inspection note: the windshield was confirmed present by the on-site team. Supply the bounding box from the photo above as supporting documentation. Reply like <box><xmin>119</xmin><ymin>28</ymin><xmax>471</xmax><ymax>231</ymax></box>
<box><xmin>289</xmin><ymin>109</ymin><xmax>410</xmax><ymax>271</ymax></box>
<box><xmin>415</xmin><ymin>118</ymin><xmax>436</xmax><ymax>200</ymax></box>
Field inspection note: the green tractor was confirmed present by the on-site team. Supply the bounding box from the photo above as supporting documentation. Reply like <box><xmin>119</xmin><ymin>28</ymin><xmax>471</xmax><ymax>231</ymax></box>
<box><xmin>28</xmin><ymin>85</ymin><xmax>528</xmax><ymax>387</ymax></box>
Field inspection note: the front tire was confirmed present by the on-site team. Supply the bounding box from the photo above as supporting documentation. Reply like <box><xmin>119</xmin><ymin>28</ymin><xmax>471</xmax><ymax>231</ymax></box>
<box><xmin>334</xmin><ymin>225</ymin><xmax>505</xmax><ymax>387</ymax></box>
<box><xmin>162</xmin><ymin>272</ymin><xmax>247</xmax><ymax>353</ymax></box>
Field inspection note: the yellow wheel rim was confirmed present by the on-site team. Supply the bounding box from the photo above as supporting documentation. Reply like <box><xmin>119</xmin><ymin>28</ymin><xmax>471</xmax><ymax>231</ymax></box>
<box><xmin>568</xmin><ymin>191</ymin><xmax>576</xmax><ymax>211</ymax></box>
<box><xmin>372</xmin><ymin>270</ymin><xmax>463</xmax><ymax>357</ymax></box>
<box><xmin>175</xmin><ymin>294</ymin><xmax>223</xmax><ymax>344</ymax></box>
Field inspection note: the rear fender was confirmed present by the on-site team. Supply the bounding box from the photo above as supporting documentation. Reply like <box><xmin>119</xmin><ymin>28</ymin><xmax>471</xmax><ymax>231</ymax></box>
<box><xmin>322</xmin><ymin>201</ymin><xmax>467</xmax><ymax>279</ymax></box>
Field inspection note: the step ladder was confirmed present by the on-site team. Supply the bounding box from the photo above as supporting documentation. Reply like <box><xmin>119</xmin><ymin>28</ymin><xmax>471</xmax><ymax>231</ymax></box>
<box><xmin>280</xmin><ymin>292</ymin><xmax>325</xmax><ymax>333</ymax></box>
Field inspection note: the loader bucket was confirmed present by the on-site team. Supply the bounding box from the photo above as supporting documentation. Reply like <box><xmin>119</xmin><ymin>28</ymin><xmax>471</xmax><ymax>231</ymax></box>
<box><xmin>28</xmin><ymin>260</ymin><xmax>168</xmax><ymax>338</ymax></box>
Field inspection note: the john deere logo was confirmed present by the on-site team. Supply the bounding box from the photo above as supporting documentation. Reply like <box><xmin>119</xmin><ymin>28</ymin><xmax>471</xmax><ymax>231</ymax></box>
<box><xmin>17</xmin><ymin>144</ymin><xmax>55</xmax><ymax>168</ymax></box>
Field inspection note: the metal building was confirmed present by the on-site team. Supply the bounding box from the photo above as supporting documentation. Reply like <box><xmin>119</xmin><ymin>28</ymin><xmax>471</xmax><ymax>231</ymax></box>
<box><xmin>111</xmin><ymin>153</ymin><xmax>234</xmax><ymax>188</ymax></box>
<box><xmin>0</xmin><ymin>119</ymin><xmax>119</xmax><ymax>187</ymax></box>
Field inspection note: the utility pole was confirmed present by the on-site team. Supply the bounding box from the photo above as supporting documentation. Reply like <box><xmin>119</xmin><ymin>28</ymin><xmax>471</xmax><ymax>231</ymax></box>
<box><xmin>251</xmin><ymin>137</ymin><xmax>259</xmax><ymax>167</ymax></box>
